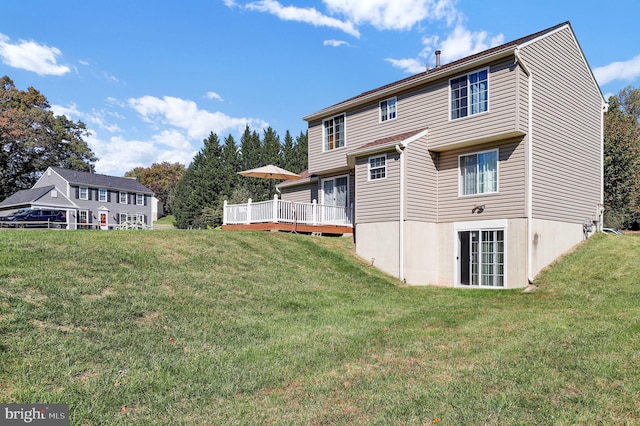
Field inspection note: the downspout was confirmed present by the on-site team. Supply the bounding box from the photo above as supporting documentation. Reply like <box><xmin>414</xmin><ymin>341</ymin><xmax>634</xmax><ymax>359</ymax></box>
<box><xmin>514</xmin><ymin>48</ymin><xmax>534</xmax><ymax>284</ymax></box>
<box><xmin>395</xmin><ymin>143</ymin><xmax>405</xmax><ymax>282</ymax></box>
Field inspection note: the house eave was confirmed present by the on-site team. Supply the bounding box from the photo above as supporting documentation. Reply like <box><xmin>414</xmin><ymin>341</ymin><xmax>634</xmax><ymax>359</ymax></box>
<box><xmin>303</xmin><ymin>48</ymin><xmax>516</xmax><ymax>123</ymax></box>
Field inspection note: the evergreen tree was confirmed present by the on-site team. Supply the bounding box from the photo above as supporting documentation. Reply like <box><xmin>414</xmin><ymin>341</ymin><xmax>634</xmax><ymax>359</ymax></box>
<box><xmin>260</xmin><ymin>127</ymin><xmax>282</xmax><ymax>198</ymax></box>
<box><xmin>172</xmin><ymin>133</ymin><xmax>226</xmax><ymax>228</ymax></box>
<box><xmin>281</xmin><ymin>130</ymin><xmax>296</xmax><ymax>172</ymax></box>
<box><xmin>292</xmin><ymin>130</ymin><xmax>308</xmax><ymax>173</ymax></box>
<box><xmin>239</xmin><ymin>126</ymin><xmax>267</xmax><ymax>201</ymax></box>
<box><xmin>221</xmin><ymin>134</ymin><xmax>241</xmax><ymax>200</ymax></box>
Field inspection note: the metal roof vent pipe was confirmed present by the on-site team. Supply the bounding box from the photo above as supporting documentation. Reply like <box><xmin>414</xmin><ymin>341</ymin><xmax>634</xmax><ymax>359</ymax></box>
<box><xmin>435</xmin><ymin>50</ymin><xmax>441</xmax><ymax>68</ymax></box>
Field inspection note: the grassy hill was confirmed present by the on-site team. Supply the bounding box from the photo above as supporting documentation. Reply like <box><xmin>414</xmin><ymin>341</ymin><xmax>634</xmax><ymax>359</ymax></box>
<box><xmin>1</xmin><ymin>230</ymin><xmax>639</xmax><ymax>424</ymax></box>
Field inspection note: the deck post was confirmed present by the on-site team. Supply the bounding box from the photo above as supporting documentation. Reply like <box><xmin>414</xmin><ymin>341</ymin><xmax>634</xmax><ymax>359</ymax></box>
<box><xmin>312</xmin><ymin>199</ymin><xmax>318</xmax><ymax>225</ymax></box>
<box><xmin>273</xmin><ymin>194</ymin><xmax>279</xmax><ymax>223</ymax></box>
<box><xmin>246</xmin><ymin>198</ymin><xmax>252</xmax><ymax>224</ymax></box>
<box><xmin>223</xmin><ymin>200</ymin><xmax>228</xmax><ymax>225</ymax></box>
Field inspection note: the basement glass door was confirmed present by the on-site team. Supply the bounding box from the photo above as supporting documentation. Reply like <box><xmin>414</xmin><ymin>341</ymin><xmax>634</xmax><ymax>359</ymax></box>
<box><xmin>458</xmin><ymin>229</ymin><xmax>504</xmax><ymax>287</ymax></box>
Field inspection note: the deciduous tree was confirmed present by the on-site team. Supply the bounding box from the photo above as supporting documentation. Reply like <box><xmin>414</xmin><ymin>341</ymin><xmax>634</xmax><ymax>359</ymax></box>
<box><xmin>0</xmin><ymin>76</ymin><xmax>96</xmax><ymax>200</ymax></box>
<box><xmin>125</xmin><ymin>162</ymin><xmax>185</xmax><ymax>215</ymax></box>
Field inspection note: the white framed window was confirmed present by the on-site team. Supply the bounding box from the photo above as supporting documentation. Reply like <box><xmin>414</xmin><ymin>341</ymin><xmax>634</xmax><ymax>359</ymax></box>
<box><xmin>79</xmin><ymin>210</ymin><xmax>89</xmax><ymax>224</ymax></box>
<box><xmin>98</xmin><ymin>188</ymin><xmax>107</xmax><ymax>202</ymax></box>
<box><xmin>379</xmin><ymin>97</ymin><xmax>397</xmax><ymax>122</ymax></box>
<box><xmin>136</xmin><ymin>193</ymin><xmax>144</xmax><ymax>206</ymax></box>
<box><xmin>451</xmin><ymin>68</ymin><xmax>488</xmax><ymax>119</ymax></box>
<box><xmin>459</xmin><ymin>149</ymin><xmax>498</xmax><ymax>196</ymax></box>
<box><xmin>368</xmin><ymin>154</ymin><xmax>387</xmax><ymax>180</ymax></box>
<box><xmin>119</xmin><ymin>212</ymin><xmax>127</xmax><ymax>223</ymax></box>
<box><xmin>79</xmin><ymin>186</ymin><xmax>88</xmax><ymax>200</ymax></box>
<box><xmin>323</xmin><ymin>114</ymin><xmax>346</xmax><ymax>151</ymax></box>
<box><xmin>119</xmin><ymin>191</ymin><xmax>128</xmax><ymax>204</ymax></box>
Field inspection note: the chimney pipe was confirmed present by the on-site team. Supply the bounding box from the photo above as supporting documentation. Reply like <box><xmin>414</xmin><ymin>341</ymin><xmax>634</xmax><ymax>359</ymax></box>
<box><xmin>435</xmin><ymin>50</ymin><xmax>441</xmax><ymax>68</ymax></box>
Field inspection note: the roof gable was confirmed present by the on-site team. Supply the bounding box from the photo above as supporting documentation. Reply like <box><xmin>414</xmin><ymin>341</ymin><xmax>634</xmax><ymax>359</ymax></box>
<box><xmin>49</xmin><ymin>167</ymin><xmax>153</xmax><ymax>194</ymax></box>
<box><xmin>0</xmin><ymin>185</ymin><xmax>55</xmax><ymax>207</ymax></box>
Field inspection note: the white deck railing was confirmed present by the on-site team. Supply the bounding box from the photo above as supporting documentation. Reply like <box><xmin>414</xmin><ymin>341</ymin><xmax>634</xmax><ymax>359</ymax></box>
<box><xmin>223</xmin><ymin>195</ymin><xmax>353</xmax><ymax>227</ymax></box>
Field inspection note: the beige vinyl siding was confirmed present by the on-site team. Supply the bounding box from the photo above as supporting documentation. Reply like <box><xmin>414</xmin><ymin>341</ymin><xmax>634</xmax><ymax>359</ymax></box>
<box><xmin>307</xmin><ymin>58</ymin><xmax>522</xmax><ymax>174</ymax></box>
<box><xmin>516</xmin><ymin>65</ymin><xmax>530</xmax><ymax>133</ymax></box>
<box><xmin>280</xmin><ymin>182</ymin><xmax>318</xmax><ymax>204</ymax></box>
<box><xmin>436</xmin><ymin>138</ymin><xmax>526</xmax><ymax>222</ymax></box>
<box><xmin>405</xmin><ymin>136</ymin><xmax>437</xmax><ymax>222</ymax></box>
<box><xmin>427</xmin><ymin>59</ymin><xmax>521</xmax><ymax>150</ymax></box>
<box><xmin>355</xmin><ymin>150</ymin><xmax>400</xmax><ymax>223</ymax></box>
<box><xmin>520</xmin><ymin>27</ymin><xmax>602</xmax><ymax>223</ymax></box>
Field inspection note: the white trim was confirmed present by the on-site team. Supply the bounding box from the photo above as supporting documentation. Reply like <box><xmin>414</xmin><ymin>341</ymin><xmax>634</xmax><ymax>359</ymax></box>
<box><xmin>379</xmin><ymin>96</ymin><xmax>397</xmax><ymax>123</ymax></box>
<box><xmin>119</xmin><ymin>191</ymin><xmax>128</xmax><ymax>204</ymax></box>
<box><xmin>98</xmin><ymin>188</ymin><xmax>107</xmax><ymax>202</ymax></box>
<box><xmin>322</xmin><ymin>113</ymin><xmax>347</xmax><ymax>152</ymax></box>
<box><xmin>320</xmin><ymin>174</ymin><xmax>349</xmax><ymax>207</ymax></box>
<box><xmin>136</xmin><ymin>193</ymin><xmax>144</xmax><ymax>206</ymax></box>
<box><xmin>79</xmin><ymin>186</ymin><xmax>88</xmax><ymax>200</ymax></box>
<box><xmin>454</xmin><ymin>219</ymin><xmax>508</xmax><ymax>288</ymax></box>
<box><xmin>368</xmin><ymin>154</ymin><xmax>387</xmax><ymax>181</ymax></box>
<box><xmin>458</xmin><ymin>148</ymin><xmax>499</xmax><ymax>196</ymax></box>
<box><xmin>449</xmin><ymin>67</ymin><xmax>490</xmax><ymax>121</ymax></box>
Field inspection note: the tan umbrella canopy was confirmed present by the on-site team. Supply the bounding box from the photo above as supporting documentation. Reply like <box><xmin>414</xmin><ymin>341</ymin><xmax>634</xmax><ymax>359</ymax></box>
<box><xmin>238</xmin><ymin>165</ymin><xmax>300</xmax><ymax>180</ymax></box>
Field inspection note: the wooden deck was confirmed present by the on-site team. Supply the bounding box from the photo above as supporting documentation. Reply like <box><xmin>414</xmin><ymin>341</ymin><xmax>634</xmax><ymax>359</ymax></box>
<box><xmin>221</xmin><ymin>222</ymin><xmax>353</xmax><ymax>235</ymax></box>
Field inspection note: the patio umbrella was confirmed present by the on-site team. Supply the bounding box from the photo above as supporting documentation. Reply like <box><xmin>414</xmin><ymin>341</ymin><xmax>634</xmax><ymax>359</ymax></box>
<box><xmin>238</xmin><ymin>165</ymin><xmax>300</xmax><ymax>180</ymax></box>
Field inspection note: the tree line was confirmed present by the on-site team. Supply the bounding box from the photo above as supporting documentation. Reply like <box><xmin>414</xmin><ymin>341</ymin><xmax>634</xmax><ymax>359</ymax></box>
<box><xmin>1</xmin><ymin>75</ymin><xmax>639</xmax><ymax>230</ymax></box>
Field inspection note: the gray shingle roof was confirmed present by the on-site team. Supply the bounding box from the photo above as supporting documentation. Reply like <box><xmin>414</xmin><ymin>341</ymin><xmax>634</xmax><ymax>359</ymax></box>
<box><xmin>0</xmin><ymin>185</ymin><xmax>55</xmax><ymax>207</ymax></box>
<box><xmin>51</xmin><ymin>167</ymin><xmax>153</xmax><ymax>194</ymax></box>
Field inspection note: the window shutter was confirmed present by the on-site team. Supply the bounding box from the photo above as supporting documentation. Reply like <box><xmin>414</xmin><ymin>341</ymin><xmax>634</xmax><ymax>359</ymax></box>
<box><xmin>107</xmin><ymin>191</ymin><xmax>111</xmax><ymax>202</ymax></box>
<box><xmin>89</xmin><ymin>189</ymin><xmax>92</xmax><ymax>201</ymax></box>
<box><xmin>75</xmin><ymin>186</ymin><xmax>79</xmax><ymax>199</ymax></box>
<box><xmin>144</xmin><ymin>195</ymin><xmax>147</xmax><ymax>206</ymax></box>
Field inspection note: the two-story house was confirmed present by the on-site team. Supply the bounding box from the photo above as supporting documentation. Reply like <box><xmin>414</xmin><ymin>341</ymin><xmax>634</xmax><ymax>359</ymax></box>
<box><xmin>0</xmin><ymin>166</ymin><xmax>155</xmax><ymax>229</ymax></box>
<box><xmin>279</xmin><ymin>21</ymin><xmax>606</xmax><ymax>289</ymax></box>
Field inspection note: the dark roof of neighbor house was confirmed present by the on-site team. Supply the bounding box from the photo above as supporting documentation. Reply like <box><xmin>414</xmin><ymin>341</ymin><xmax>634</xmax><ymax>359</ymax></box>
<box><xmin>50</xmin><ymin>167</ymin><xmax>153</xmax><ymax>194</ymax></box>
<box><xmin>0</xmin><ymin>185</ymin><xmax>55</xmax><ymax>208</ymax></box>
<box><xmin>303</xmin><ymin>21</ymin><xmax>572</xmax><ymax>121</ymax></box>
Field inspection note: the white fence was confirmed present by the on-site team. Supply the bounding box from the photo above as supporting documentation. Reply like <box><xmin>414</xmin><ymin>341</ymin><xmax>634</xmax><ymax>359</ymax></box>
<box><xmin>223</xmin><ymin>195</ymin><xmax>353</xmax><ymax>227</ymax></box>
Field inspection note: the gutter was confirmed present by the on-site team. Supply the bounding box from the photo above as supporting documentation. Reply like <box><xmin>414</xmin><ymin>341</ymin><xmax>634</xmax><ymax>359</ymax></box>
<box><xmin>395</xmin><ymin>143</ymin><xmax>405</xmax><ymax>282</ymax></box>
<box><xmin>514</xmin><ymin>47</ymin><xmax>534</xmax><ymax>284</ymax></box>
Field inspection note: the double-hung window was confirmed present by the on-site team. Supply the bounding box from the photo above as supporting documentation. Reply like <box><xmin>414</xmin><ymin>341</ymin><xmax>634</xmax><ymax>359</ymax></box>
<box><xmin>79</xmin><ymin>186</ymin><xmax>88</xmax><ymax>200</ymax></box>
<box><xmin>323</xmin><ymin>114</ymin><xmax>345</xmax><ymax>151</ymax></box>
<box><xmin>136</xmin><ymin>193</ymin><xmax>144</xmax><ymax>206</ymax></box>
<box><xmin>451</xmin><ymin>68</ymin><xmax>488</xmax><ymax>119</ymax></box>
<box><xmin>459</xmin><ymin>149</ymin><xmax>498</xmax><ymax>195</ymax></box>
<box><xmin>368</xmin><ymin>155</ymin><xmax>386</xmax><ymax>180</ymax></box>
<box><xmin>380</xmin><ymin>97</ymin><xmax>397</xmax><ymax>122</ymax></box>
<box><xmin>119</xmin><ymin>191</ymin><xmax>128</xmax><ymax>204</ymax></box>
<box><xmin>98</xmin><ymin>188</ymin><xmax>107</xmax><ymax>202</ymax></box>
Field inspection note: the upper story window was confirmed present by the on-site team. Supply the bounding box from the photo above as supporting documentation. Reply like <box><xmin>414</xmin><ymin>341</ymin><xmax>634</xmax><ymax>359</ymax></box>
<box><xmin>323</xmin><ymin>114</ymin><xmax>345</xmax><ymax>151</ymax></box>
<box><xmin>459</xmin><ymin>149</ymin><xmax>498</xmax><ymax>196</ymax></box>
<box><xmin>79</xmin><ymin>186</ymin><xmax>88</xmax><ymax>200</ymax></box>
<box><xmin>136</xmin><ymin>193</ymin><xmax>144</xmax><ymax>205</ymax></box>
<box><xmin>119</xmin><ymin>191</ymin><xmax>128</xmax><ymax>204</ymax></box>
<box><xmin>380</xmin><ymin>97</ymin><xmax>397</xmax><ymax>122</ymax></box>
<box><xmin>368</xmin><ymin>154</ymin><xmax>387</xmax><ymax>180</ymax></box>
<box><xmin>98</xmin><ymin>188</ymin><xmax>107</xmax><ymax>202</ymax></box>
<box><xmin>451</xmin><ymin>68</ymin><xmax>488</xmax><ymax>120</ymax></box>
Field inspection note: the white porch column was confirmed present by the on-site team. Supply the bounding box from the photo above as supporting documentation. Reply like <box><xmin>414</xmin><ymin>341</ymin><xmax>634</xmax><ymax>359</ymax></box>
<box><xmin>312</xmin><ymin>199</ymin><xmax>318</xmax><ymax>225</ymax></box>
<box><xmin>273</xmin><ymin>194</ymin><xmax>279</xmax><ymax>223</ymax></box>
<box><xmin>223</xmin><ymin>200</ymin><xmax>228</xmax><ymax>225</ymax></box>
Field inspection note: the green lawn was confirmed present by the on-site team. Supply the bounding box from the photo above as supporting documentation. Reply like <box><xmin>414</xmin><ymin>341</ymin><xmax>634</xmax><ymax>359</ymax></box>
<box><xmin>1</xmin><ymin>230</ymin><xmax>639</xmax><ymax>425</ymax></box>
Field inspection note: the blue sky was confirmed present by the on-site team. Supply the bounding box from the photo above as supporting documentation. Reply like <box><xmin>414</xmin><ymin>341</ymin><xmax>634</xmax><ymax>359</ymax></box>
<box><xmin>2</xmin><ymin>0</ymin><xmax>639</xmax><ymax>176</ymax></box>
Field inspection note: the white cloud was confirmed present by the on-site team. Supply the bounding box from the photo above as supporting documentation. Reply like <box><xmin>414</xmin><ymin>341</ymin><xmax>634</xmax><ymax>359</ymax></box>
<box><xmin>87</xmin><ymin>131</ymin><xmax>197</xmax><ymax>176</ymax></box>
<box><xmin>51</xmin><ymin>103</ymin><xmax>122</xmax><ymax>133</ymax></box>
<box><xmin>128</xmin><ymin>95</ymin><xmax>268</xmax><ymax>140</ymax></box>
<box><xmin>384</xmin><ymin>57</ymin><xmax>425</xmax><ymax>74</ymax></box>
<box><xmin>206</xmin><ymin>91</ymin><xmax>224</xmax><ymax>101</ymax></box>
<box><xmin>322</xmin><ymin>0</ymin><xmax>459</xmax><ymax>30</ymax></box>
<box><xmin>242</xmin><ymin>0</ymin><xmax>360</xmax><ymax>38</ymax></box>
<box><xmin>593</xmin><ymin>54</ymin><xmax>640</xmax><ymax>86</ymax></box>
<box><xmin>386</xmin><ymin>24</ymin><xmax>504</xmax><ymax>74</ymax></box>
<box><xmin>0</xmin><ymin>33</ymin><xmax>70</xmax><ymax>76</ymax></box>
<box><xmin>324</xmin><ymin>39</ymin><xmax>350</xmax><ymax>47</ymax></box>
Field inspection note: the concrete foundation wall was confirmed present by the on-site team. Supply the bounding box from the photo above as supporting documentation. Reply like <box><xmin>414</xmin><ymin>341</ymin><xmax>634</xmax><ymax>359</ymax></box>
<box><xmin>531</xmin><ymin>218</ymin><xmax>586</xmax><ymax>279</ymax></box>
